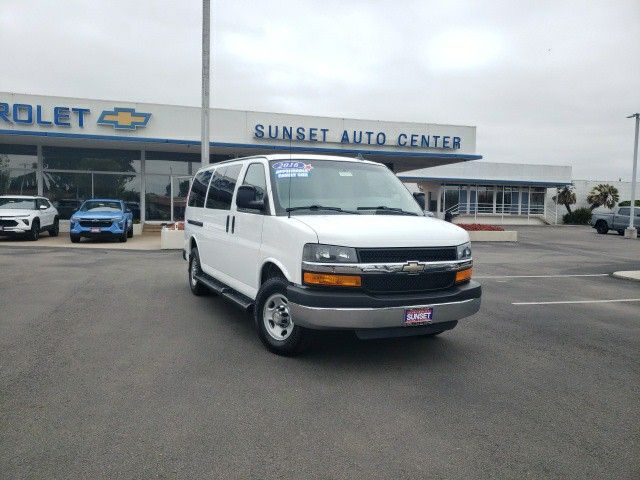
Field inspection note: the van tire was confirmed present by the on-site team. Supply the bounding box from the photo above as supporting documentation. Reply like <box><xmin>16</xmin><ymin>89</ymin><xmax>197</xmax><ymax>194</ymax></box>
<box><xmin>254</xmin><ymin>277</ymin><xmax>308</xmax><ymax>356</ymax></box>
<box><xmin>70</xmin><ymin>234</ymin><xmax>80</xmax><ymax>243</ymax></box>
<box><xmin>188</xmin><ymin>247</ymin><xmax>209</xmax><ymax>296</ymax></box>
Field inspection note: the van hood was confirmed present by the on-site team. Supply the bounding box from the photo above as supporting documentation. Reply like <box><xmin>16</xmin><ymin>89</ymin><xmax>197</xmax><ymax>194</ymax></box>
<box><xmin>292</xmin><ymin>214</ymin><xmax>469</xmax><ymax>248</ymax></box>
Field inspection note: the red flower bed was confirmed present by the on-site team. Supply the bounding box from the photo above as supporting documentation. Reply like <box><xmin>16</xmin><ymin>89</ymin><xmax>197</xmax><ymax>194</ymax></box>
<box><xmin>456</xmin><ymin>223</ymin><xmax>505</xmax><ymax>231</ymax></box>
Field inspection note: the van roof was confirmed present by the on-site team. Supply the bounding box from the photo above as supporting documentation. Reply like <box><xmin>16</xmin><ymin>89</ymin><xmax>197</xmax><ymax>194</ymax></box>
<box><xmin>196</xmin><ymin>153</ymin><xmax>380</xmax><ymax>173</ymax></box>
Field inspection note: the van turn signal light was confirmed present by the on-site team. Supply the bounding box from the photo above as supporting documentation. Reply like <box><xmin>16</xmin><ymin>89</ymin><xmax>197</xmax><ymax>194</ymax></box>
<box><xmin>303</xmin><ymin>272</ymin><xmax>362</xmax><ymax>287</ymax></box>
<box><xmin>455</xmin><ymin>268</ymin><xmax>472</xmax><ymax>284</ymax></box>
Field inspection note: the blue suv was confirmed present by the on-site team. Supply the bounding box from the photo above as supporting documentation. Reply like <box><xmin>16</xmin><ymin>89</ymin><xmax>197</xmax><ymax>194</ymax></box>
<box><xmin>69</xmin><ymin>199</ymin><xmax>134</xmax><ymax>243</ymax></box>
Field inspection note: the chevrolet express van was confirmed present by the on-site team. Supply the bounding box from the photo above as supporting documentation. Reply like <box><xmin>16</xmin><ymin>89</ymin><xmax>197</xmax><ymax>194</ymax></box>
<box><xmin>184</xmin><ymin>154</ymin><xmax>481</xmax><ymax>355</ymax></box>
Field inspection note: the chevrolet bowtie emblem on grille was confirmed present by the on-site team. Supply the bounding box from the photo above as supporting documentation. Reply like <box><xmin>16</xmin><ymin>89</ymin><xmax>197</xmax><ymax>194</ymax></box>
<box><xmin>402</xmin><ymin>261</ymin><xmax>425</xmax><ymax>274</ymax></box>
<box><xmin>97</xmin><ymin>107</ymin><xmax>151</xmax><ymax>130</ymax></box>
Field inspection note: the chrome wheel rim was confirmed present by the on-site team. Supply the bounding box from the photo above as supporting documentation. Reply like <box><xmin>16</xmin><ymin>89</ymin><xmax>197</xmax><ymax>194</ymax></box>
<box><xmin>190</xmin><ymin>257</ymin><xmax>198</xmax><ymax>287</ymax></box>
<box><xmin>263</xmin><ymin>293</ymin><xmax>293</xmax><ymax>341</ymax></box>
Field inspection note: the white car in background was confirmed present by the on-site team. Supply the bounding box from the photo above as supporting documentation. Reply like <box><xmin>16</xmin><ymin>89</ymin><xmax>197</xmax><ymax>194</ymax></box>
<box><xmin>0</xmin><ymin>195</ymin><xmax>60</xmax><ymax>241</ymax></box>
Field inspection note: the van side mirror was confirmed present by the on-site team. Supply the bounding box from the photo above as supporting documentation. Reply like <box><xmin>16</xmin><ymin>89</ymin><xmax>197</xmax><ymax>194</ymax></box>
<box><xmin>413</xmin><ymin>192</ymin><xmax>426</xmax><ymax>211</ymax></box>
<box><xmin>236</xmin><ymin>185</ymin><xmax>265</xmax><ymax>211</ymax></box>
<box><xmin>39</xmin><ymin>204</ymin><xmax>48</xmax><ymax>210</ymax></box>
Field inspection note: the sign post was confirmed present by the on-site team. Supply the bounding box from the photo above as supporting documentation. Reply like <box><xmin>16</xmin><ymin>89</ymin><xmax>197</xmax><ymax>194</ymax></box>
<box><xmin>625</xmin><ymin>113</ymin><xmax>639</xmax><ymax>239</ymax></box>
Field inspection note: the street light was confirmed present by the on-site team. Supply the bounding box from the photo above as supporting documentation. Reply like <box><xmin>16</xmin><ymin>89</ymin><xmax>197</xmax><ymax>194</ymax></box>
<box><xmin>201</xmin><ymin>0</ymin><xmax>211</xmax><ymax>167</ymax></box>
<box><xmin>625</xmin><ymin>113</ymin><xmax>639</xmax><ymax>239</ymax></box>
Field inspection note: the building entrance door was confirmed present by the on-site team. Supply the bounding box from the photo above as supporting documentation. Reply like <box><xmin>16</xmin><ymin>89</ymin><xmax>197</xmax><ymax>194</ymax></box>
<box><xmin>170</xmin><ymin>175</ymin><xmax>192</xmax><ymax>222</ymax></box>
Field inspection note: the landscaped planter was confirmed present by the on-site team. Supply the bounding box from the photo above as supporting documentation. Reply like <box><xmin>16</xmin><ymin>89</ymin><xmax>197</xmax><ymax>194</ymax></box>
<box><xmin>160</xmin><ymin>227</ymin><xmax>184</xmax><ymax>250</ymax></box>
<box><xmin>468</xmin><ymin>230</ymin><xmax>518</xmax><ymax>242</ymax></box>
<box><xmin>133</xmin><ymin>224</ymin><xmax>143</xmax><ymax>236</ymax></box>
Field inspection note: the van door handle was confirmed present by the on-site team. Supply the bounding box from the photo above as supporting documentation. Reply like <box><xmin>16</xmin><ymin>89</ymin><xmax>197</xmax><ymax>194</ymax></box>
<box><xmin>231</xmin><ymin>215</ymin><xmax>235</xmax><ymax>234</ymax></box>
<box><xmin>225</xmin><ymin>215</ymin><xmax>230</xmax><ymax>232</ymax></box>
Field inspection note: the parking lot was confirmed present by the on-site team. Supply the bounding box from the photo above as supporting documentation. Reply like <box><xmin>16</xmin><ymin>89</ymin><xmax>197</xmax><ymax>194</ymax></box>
<box><xmin>1</xmin><ymin>225</ymin><xmax>638</xmax><ymax>479</ymax></box>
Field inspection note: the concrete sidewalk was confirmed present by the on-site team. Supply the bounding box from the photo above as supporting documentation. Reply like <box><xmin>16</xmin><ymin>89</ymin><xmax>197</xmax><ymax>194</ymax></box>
<box><xmin>0</xmin><ymin>232</ymin><xmax>161</xmax><ymax>250</ymax></box>
<box><xmin>612</xmin><ymin>271</ymin><xmax>640</xmax><ymax>282</ymax></box>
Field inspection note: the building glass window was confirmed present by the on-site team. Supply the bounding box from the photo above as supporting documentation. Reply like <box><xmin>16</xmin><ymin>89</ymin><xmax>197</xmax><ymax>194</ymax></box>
<box><xmin>443</xmin><ymin>186</ymin><xmax>459</xmax><ymax>212</ymax></box>
<box><xmin>145</xmin><ymin>151</ymin><xmax>198</xmax><ymax>175</ymax></box>
<box><xmin>40</xmin><ymin>146</ymin><xmax>142</xmax><ymax>220</ymax></box>
<box><xmin>43</xmin><ymin>146</ymin><xmax>140</xmax><ymax>173</ymax></box>
<box><xmin>0</xmin><ymin>144</ymin><xmax>38</xmax><ymax>196</ymax></box>
<box><xmin>94</xmin><ymin>174</ymin><xmax>141</xmax><ymax>221</ymax></box>
<box><xmin>43</xmin><ymin>172</ymin><xmax>92</xmax><ymax>219</ymax></box>
<box><xmin>476</xmin><ymin>186</ymin><xmax>494</xmax><ymax>213</ymax></box>
<box><xmin>145</xmin><ymin>175</ymin><xmax>171</xmax><ymax>221</ymax></box>
<box><xmin>459</xmin><ymin>188</ymin><xmax>468</xmax><ymax>213</ymax></box>
<box><xmin>530</xmin><ymin>188</ymin><xmax>545</xmax><ymax>214</ymax></box>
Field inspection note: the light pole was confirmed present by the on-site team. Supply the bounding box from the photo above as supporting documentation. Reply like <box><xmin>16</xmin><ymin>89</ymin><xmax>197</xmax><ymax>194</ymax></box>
<box><xmin>625</xmin><ymin>113</ymin><xmax>639</xmax><ymax>239</ymax></box>
<box><xmin>201</xmin><ymin>0</ymin><xmax>211</xmax><ymax>167</ymax></box>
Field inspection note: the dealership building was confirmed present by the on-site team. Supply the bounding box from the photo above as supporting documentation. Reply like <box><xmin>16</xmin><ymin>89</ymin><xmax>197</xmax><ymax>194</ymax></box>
<box><xmin>1</xmin><ymin>92</ymin><xmax>571</xmax><ymax>225</ymax></box>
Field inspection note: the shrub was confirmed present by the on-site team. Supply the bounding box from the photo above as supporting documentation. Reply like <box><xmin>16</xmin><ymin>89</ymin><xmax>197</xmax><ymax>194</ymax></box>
<box><xmin>456</xmin><ymin>224</ymin><xmax>505</xmax><ymax>231</ymax></box>
<box><xmin>618</xmin><ymin>200</ymin><xmax>640</xmax><ymax>207</ymax></box>
<box><xmin>563</xmin><ymin>207</ymin><xmax>592</xmax><ymax>225</ymax></box>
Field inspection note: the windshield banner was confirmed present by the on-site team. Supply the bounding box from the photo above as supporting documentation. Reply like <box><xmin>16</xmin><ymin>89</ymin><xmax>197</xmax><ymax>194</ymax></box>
<box><xmin>272</xmin><ymin>161</ymin><xmax>314</xmax><ymax>179</ymax></box>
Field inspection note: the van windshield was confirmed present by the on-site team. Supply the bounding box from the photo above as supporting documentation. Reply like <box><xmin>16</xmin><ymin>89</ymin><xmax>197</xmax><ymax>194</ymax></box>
<box><xmin>268</xmin><ymin>159</ymin><xmax>423</xmax><ymax>216</ymax></box>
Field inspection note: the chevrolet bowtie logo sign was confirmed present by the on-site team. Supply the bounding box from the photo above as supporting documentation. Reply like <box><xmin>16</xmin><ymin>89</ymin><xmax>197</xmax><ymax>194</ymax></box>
<box><xmin>401</xmin><ymin>261</ymin><xmax>425</xmax><ymax>275</ymax></box>
<box><xmin>97</xmin><ymin>107</ymin><xmax>151</xmax><ymax>130</ymax></box>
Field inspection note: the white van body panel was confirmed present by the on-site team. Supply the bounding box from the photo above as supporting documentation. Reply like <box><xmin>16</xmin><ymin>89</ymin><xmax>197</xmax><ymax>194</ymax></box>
<box><xmin>292</xmin><ymin>215</ymin><xmax>469</xmax><ymax>248</ymax></box>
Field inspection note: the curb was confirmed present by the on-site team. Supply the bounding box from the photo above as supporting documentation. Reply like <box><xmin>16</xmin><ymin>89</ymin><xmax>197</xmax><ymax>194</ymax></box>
<box><xmin>611</xmin><ymin>271</ymin><xmax>640</xmax><ymax>282</ymax></box>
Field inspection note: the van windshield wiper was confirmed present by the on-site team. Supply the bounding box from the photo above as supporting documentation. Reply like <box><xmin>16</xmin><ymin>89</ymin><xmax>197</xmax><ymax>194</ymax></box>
<box><xmin>357</xmin><ymin>206</ymin><xmax>419</xmax><ymax>216</ymax></box>
<box><xmin>286</xmin><ymin>205</ymin><xmax>359</xmax><ymax>214</ymax></box>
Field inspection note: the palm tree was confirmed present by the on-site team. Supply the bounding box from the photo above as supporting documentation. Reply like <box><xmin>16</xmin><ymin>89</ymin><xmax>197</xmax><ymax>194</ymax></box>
<box><xmin>587</xmin><ymin>184</ymin><xmax>619</xmax><ymax>211</ymax></box>
<box><xmin>553</xmin><ymin>185</ymin><xmax>576</xmax><ymax>214</ymax></box>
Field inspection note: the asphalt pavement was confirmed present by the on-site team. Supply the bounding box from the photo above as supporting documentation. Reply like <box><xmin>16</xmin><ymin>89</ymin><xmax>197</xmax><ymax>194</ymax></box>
<box><xmin>1</xmin><ymin>225</ymin><xmax>638</xmax><ymax>479</ymax></box>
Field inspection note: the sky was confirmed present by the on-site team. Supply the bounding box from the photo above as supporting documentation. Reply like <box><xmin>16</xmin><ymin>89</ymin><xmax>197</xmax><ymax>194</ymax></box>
<box><xmin>1</xmin><ymin>0</ymin><xmax>639</xmax><ymax>180</ymax></box>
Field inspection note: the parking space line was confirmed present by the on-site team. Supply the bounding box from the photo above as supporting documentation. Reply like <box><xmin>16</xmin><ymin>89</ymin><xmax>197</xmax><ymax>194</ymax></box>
<box><xmin>512</xmin><ymin>298</ymin><xmax>640</xmax><ymax>306</ymax></box>
<box><xmin>477</xmin><ymin>274</ymin><xmax>609</xmax><ymax>279</ymax></box>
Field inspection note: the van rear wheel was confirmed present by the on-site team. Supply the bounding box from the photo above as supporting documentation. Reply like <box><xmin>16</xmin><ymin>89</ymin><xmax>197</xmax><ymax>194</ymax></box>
<box><xmin>255</xmin><ymin>277</ymin><xmax>308</xmax><ymax>356</ymax></box>
<box><xmin>188</xmin><ymin>247</ymin><xmax>209</xmax><ymax>296</ymax></box>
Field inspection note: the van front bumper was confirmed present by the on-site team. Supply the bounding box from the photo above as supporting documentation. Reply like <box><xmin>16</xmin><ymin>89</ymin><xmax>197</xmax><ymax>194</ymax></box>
<box><xmin>286</xmin><ymin>281</ymin><xmax>481</xmax><ymax>330</ymax></box>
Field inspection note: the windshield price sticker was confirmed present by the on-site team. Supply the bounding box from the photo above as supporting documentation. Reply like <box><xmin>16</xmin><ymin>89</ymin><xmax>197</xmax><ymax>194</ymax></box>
<box><xmin>272</xmin><ymin>161</ymin><xmax>313</xmax><ymax>179</ymax></box>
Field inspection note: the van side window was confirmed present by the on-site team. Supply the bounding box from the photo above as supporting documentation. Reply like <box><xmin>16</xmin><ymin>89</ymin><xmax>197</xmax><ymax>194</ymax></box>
<box><xmin>619</xmin><ymin>207</ymin><xmax>629</xmax><ymax>216</ymax></box>
<box><xmin>188</xmin><ymin>170</ymin><xmax>213</xmax><ymax>208</ymax></box>
<box><xmin>206</xmin><ymin>164</ymin><xmax>242</xmax><ymax>210</ymax></box>
<box><xmin>242</xmin><ymin>163</ymin><xmax>267</xmax><ymax>203</ymax></box>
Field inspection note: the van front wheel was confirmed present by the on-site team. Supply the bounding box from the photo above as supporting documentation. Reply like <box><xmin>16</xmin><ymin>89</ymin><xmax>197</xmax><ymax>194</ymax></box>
<box><xmin>255</xmin><ymin>277</ymin><xmax>308</xmax><ymax>356</ymax></box>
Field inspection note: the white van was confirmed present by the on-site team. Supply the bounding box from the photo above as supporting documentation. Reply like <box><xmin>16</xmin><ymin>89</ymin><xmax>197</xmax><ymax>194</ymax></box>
<box><xmin>184</xmin><ymin>154</ymin><xmax>481</xmax><ymax>355</ymax></box>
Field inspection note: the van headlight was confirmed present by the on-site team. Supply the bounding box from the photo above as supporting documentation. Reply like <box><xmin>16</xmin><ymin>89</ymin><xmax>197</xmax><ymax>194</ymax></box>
<box><xmin>303</xmin><ymin>244</ymin><xmax>358</xmax><ymax>263</ymax></box>
<box><xmin>456</xmin><ymin>242</ymin><xmax>472</xmax><ymax>260</ymax></box>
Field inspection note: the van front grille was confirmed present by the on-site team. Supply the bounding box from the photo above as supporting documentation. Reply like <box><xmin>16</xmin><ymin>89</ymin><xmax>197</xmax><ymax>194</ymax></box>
<box><xmin>361</xmin><ymin>272</ymin><xmax>456</xmax><ymax>294</ymax></box>
<box><xmin>357</xmin><ymin>247</ymin><xmax>457</xmax><ymax>263</ymax></box>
